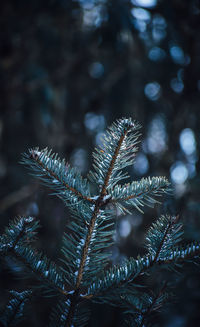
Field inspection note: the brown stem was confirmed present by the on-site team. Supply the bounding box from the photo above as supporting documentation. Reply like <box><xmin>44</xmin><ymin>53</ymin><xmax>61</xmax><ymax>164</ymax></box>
<box><xmin>101</xmin><ymin>130</ymin><xmax>128</xmax><ymax>196</ymax></box>
<box><xmin>64</xmin><ymin>128</ymin><xmax>130</xmax><ymax>326</ymax></box>
<box><xmin>65</xmin><ymin>199</ymin><xmax>101</xmax><ymax>327</ymax></box>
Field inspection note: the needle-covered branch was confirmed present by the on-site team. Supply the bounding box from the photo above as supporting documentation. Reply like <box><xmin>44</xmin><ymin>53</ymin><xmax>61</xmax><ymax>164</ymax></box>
<box><xmin>0</xmin><ymin>290</ymin><xmax>32</xmax><ymax>327</ymax></box>
<box><xmin>88</xmin><ymin>118</ymin><xmax>141</xmax><ymax>193</ymax></box>
<box><xmin>0</xmin><ymin>216</ymin><xmax>39</xmax><ymax>254</ymax></box>
<box><xmin>86</xmin><ymin>215</ymin><xmax>200</xmax><ymax>303</ymax></box>
<box><xmin>62</xmin><ymin>118</ymin><xmax>142</xmax><ymax>326</ymax></box>
<box><xmin>1</xmin><ymin>117</ymin><xmax>200</xmax><ymax>327</ymax></box>
<box><xmin>21</xmin><ymin>148</ymin><xmax>93</xmax><ymax>207</ymax></box>
<box><xmin>0</xmin><ymin>216</ymin><xmax>68</xmax><ymax>298</ymax></box>
<box><xmin>110</xmin><ymin>177</ymin><xmax>170</xmax><ymax>214</ymax></box>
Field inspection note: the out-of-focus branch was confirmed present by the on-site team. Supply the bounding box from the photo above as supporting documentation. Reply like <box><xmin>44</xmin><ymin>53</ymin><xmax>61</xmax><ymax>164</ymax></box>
<box><xmin>0</xmin><ymin>185</ymin><xmax>35</xmax><ymax>213</ymax></box>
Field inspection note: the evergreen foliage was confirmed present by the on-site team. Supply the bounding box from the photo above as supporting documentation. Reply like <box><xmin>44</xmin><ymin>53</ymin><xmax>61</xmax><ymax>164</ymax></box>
<box><xmin>0</xmin><ymin>290</ymin><xmax>32</xmax><ymax>327</ymax></box>
<box><xmin>0</xmin><ymin>118</ymin><xmax>199</xmax><ymax>326</ymax></box>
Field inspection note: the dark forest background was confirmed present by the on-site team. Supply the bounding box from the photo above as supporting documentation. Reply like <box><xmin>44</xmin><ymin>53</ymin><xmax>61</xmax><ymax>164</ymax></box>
<box><xmin>0</xmin><ymin>0</ymin><xmax>200</xmax><ymax>326</ymax></box>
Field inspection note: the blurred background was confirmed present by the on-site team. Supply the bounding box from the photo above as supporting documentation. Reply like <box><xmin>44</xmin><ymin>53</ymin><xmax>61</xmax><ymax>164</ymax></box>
<box><xmin>0</xmin><ymin>0</ymin><xmax>200</xmax><ymax>326</ymax></box>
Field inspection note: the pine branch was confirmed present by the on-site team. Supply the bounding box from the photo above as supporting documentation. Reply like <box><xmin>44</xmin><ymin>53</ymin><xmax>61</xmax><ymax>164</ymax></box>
<box><xmin>100</xmin><ymin>123</ymin><xmax>136</xmax><ymax>196</ymax></box>
<box><xmin>88</xmin><ymin>118</ymin><xmax>141</xmax><ymax>192</ymax></box>
<box><xmin>137</xmin><ymin>283</ymin><xmax>169</xmax><ymax>327</ymax></box>
<box><xmin>49</xmin><ymin>297</ymin><xmax>90</xmax><ymax>327</ymax></box>
<box><xmin>0</xmin><ymin>290</ymin><xmax>32</xmax><ymax>327</ymax></box>
<box><xmin>86</xmin><ymin>255</ymin><xmax>153</xmax><ymax>300</ymax></box>
<box><xmin>158</xmin><ymin>241</ymin><xmax>200</xmax><ymax>264</ymax></box>
<box><xmin>117</xmin><ymin>282</ymin><xmax>170</xmax><ymax>327</ymax></box>
<box><xmin>110</xmin><ymin>177</ymin><xmax>170</xmax><ymax>214</ymax></box>
<box><xmin>21</xmin><ymin>148</ymin><xmax>93</xmax><ymax>206</ymax></box>
<box><xmin>0</xmin><ymin>216</ymin><xmax>69</xmax><ymax>298</ymax></box>
<box><xmin>61</xmin><ymin>207</ymin><xmax>114</xmax><ymax>287</ymax></box>
<box><xmin>85</xmin><ymin>241</ymin><xmax>200</xmax><ymax>307</ymax></box>
<box><xmin>64</xmin><ymin>200</ymin><xmax>101</xmax><ymax>326</ymax></box>
<box><xmin>64</xmin><ymin>118</ymin><xmax>139</xmax><ymax>326</ymax></box>
<box><xmin>86</xmin><ymin>214</ymin><xmax>200</xmax><ymax>302</ymax></box>
<box><xmin>0</xmin><ymin>216</ymin><xmax>39</xmax><ymax>254</ymax></box>
<box><xmin>49</xmin><ymin>298</ymin><xmax>72</xmax><ymax>327</ymax></box>
<box><xmin>12</xmin><ymin>244</ymin><xmax>68</xmax><ymax>297</ymax></box>
<box><xmin>145</xmin><ymin>215</ymin><xmax>183</xmax><ymax>262</ymax></box>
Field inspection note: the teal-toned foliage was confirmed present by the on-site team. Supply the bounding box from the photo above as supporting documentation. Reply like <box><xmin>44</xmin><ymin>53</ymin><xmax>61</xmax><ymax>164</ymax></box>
<box><xmin>0</xmin><ymin>118</ymin><xmax>199</xmax><ymax>327</ymax></box>
<box><xmin>0</xmin><ymin>290</ymin><xmax>32</xmax><ymax>327</ymax></box>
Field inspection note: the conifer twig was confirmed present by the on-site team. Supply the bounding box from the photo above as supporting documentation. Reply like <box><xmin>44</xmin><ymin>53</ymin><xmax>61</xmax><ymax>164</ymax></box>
<box><xmin>30</xmin><ymin>150</ymin><xmax>95</xmax><ymax>203</ymax></box>
<box><xmin>65</xmin><ymin>127</ymin><xmax>132</xmax><ymax>326</ymax></box>
<box><xmin>10</xmin><ymin>243</ymin><xmax>70</xmax><ymax>298</ymax></box>
<box><xmin>152</xmin><ymin>215</ymin><xmax>180</xmax><ymax>264</ymax></box>
<box><xmin>101</xmin><ymin>127</ymin><xmax>130</xmax><ymax>196</ymax></box>
<box><xmin>138</xmin><ymin>282</ymin><xmax>168</xmax><ymax>327</ymax></box>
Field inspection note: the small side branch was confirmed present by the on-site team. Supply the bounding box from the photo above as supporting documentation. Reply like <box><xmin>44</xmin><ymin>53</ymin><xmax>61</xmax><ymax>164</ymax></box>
<box><xmin>115</xmin><ymin>186</ymin><xmax>167</xmax><ymax>202</ymax></box>
<box><xmin>9</xmin><ymin>246</ymin><xmax>69</xmax><ymax>298</ymax></box>
<box><xmin>153</xmin><ymin>216</ymin><xmax>179</xmax><ymax>264</ymax></box>
<box><xmin>87</xmin><ymin>238</ymin><xmax>200</xmax><ymax>300</ymax></box>
<box><xmin>138</xmin><ymin>283</ymin><xmax>168</xmax><ymax>327</ymax></box>
<box><xmin>30</xmin><ymin>150</ymin><xmax>94</xmax><ymax>203</ymax></box>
